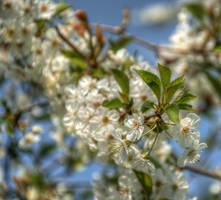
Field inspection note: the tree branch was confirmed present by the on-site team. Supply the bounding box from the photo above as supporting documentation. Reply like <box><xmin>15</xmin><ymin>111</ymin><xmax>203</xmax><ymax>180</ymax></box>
<box><xmin>90</xmin><ymin>23</ymin><xmax>162</xmax><ymax>53</ymax></box>
<box><xmin>178</xmin><ymin>165</ymin><xmax>221</xmax><ymax>181</ymax></box>
<box><xmin>55</xmin><ymin>26</ymin><xmax>88</xmax><ymax>61</ymax></box>
<box><xmin>90</xmin><ymin>23</ymin><xmax>211</xmax><ymax>56</ymax></box>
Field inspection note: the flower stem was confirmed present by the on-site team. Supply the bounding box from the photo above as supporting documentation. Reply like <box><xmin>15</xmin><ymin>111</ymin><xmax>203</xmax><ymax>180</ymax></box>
<box><xmin>143</xmin><ymin>129</ymin><xmax>160</xmax><ymax>159</ymax></box>
<box><xmin>142</xmin><ymin>125</ymin><xmax>156</xmax><ymax>137</ymax></box>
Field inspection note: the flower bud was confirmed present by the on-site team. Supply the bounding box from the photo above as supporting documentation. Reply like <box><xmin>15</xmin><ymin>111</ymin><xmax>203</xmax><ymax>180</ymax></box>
<box><xmin>72</xmin><ymin>22</ymin><xmax>85</xmax><ymax>37</ymax></box>
<box><xmin>75</xmin><ymin>10</ymin><xmax>88</xmax><ymax>22</ymax></box>
<box><xmin>96</xmin><ymin>25</ymin><xmax>102</xmax><ymax>43</ymax></box>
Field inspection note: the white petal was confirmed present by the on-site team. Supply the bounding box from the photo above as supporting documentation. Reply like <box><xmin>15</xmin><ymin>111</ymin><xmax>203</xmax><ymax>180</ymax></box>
<box><xmin>186</xmin><ymin>113</ymin><xmax>200</xmax><ymax>128</ymax></box>
<box><xmin>108</xmin><ymin>110</ymin><xmax>120</xmax><ymax>122</ymax></box>
<box><xmin>119</xmin><ymin>148</ymin><xmax>127</xmax><ymax>164</ymax></box>
<box><xmin>126</xmin><ymin>130</ymin><xmax>137</xmax><ymax>142</ymax></box>
<box><xmin>75</xmin><ymin>119</ymin><xmax>86</xmax><ymax>130</ymax></box>
<box><xmin>63</xmin><ymin>114</ymin><xmax>74</xmax><ymax>127</ymax></box>
<box><xmin>111</xmin><ymin>131</ymin><xmax>122</xmax><ymax>140</ymax></box>
<box><xmin>197</xmin><ymin>142</ymin><xmax>207</xmax><ymax>150</ymax></box>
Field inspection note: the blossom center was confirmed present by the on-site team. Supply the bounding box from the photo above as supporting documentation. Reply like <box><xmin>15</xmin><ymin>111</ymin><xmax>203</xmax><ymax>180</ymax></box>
<box><xmin>4</xmin><ymin>2</ymin><xmax>12</xmax><ymax>9</ymax></box>
<box><xmin>181</xmin><ymin>126</ymin><xmax>191</xmax><ymax>134</ymax></box>
<box><xmin>40</xmin><ymin>5</ymin><xmax>48</xmax><ymax>13</ymax></box>
<box><xmin>133</xmin><ymin>120</ymin><xmax>140</xmax><ymax>129</ymax></box>
<box><xmin>102</xmin><ymin>115</ymin><xmax>109</xmax><ymax>123</ymax></box>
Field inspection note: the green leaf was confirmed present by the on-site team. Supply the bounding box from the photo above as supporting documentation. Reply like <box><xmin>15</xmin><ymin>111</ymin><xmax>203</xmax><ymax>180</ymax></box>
<box><xmin>53</xmin><ymin>2</ymin><xmax>72</xmax><ymax>17</ymax></box>
<box><xmin>178</xmin><ymin>104</ymin><xmax>194</xmax><ymax>111</ymax></box>
<box><xmin>176</xmin><ymin>91</ymin><xmax>196</xmax><ymax>104</ymax></box>
<box><xmin>135</xmin><ymin>70</ymin><xmax>161</xmax><ymax>100</ymax></box>
<box><xmin>61</xmin><ymin>50</ymin><xmax>86</xmax><ymax>69</ymax></box>
<box><xmin>169</xmin><ymin>75</ymin><xmax>185</xmax><ymax>87</ymax></box>
<box><xmin>164</xmin><ymin>76</ymin><xmax>184</xmax><ymax>103</ymax></box>
<box><xmin>141</xmin><ymin>101</ymin><xmax>154</xmax><ymax>113</ymax></box>
<box><xmin>109</xmin><ymin>36</ymin><xmax>134</xmax><ymax>52</ymax></box>
<box><xmin>34</xmin><ymin>19</ymin><xmax>48</xmax><ymax>30</ymax></box>
<box><xmin>205</xmin><ymin>71</ymin><xmax>221</xmax><ymax>99</ymax></box>
<box><xmin>6</xmin><ymin>123</ymin><xmax>14</xmax><ymax>136</ymax></box>
<box><xmin>112</xmin><ymin>69</ymin><xmax>129</xmax><ymax>94</ymax></box>
<box><xmin>158</xmin><ymin>63</ymin><xmax>171</xmax><ymax>89</ymax></box>
<box><xmin>102</xmin><ymin>98</ymin><xmax>122</xmax><ymax>109</ymax></box>
<box><xmin>92</xmin><ymin>68</ymin><xmax>106</xmax><ymax>78</ymax></box>
<box><xmin>119</xmin><ymin>92</ymin><xmax>130</xmax><ymax>105</ymax></box>
<box><xmin>166</xmin><ymin>104</ymin><xmax>179</xmax><ymax>123</ymax></box>
<box><xmin>185</xmin><ymin>3</ymin><xmax>206</xmax><ymax>21</ymax></box>
<box><xmin>134</xmin><ymin>170</ymin><xmax>152</xmax><ymax>196</ymax></box>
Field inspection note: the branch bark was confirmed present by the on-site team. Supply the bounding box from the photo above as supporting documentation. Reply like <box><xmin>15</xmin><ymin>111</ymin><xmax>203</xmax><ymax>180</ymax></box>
<box><xmin>178</xmin><ymin>165</ymin><xmax>221</xmax><ymax>181</ymax></box>
<box><xmin>90</xmin><ymin>23</ymin><xmax>162</xmax><ymax>53</ymax></box>
<box><xmin>55</xmin><ymin>26</ymin><xmax>88</xmax><ymax>61</ymax></box>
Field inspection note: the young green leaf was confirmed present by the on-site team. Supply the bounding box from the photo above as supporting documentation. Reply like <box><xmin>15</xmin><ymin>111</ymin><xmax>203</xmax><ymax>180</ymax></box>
<box><xmin>109</xmin><ymin>36</ymin><xmax>134</xmax><ymax>53</ymax></box>
<box><xmin>158</xmin><ymin>63</ymin><xmax>171</xmax><ymax>89</ymax></box>
<box><xmin>141</xmin><ymin>101</ymin><xmax>154</xmax><ymax>113</ymax></box>
<box><xmin>53</xmin><ymin>2</ymin><xmax>72</xmax><ymax>17</ymax></box>
<box><xmin>92</xmin><ymin>68</ymin><xmax>106</xmax><ymax>78</ymax></box>
<box><xmin>112</xmin><ymin>69</ymin><xmax>129</xmax><ymax>94</ymax></box>
<box><xmin>178</xmin><ymin>104</ymin><xmax>194</xmax><ymax>111</ymax></box>
<box><xmin>134</xmin><ymin>170</ymin><xmax>152</xmax><ymax>196</ymax></box>
<box><xmin>135</xmin><ymin>70</ymin><xmax>161</xmax><ymax>100</ymax></box>
<box><xmin>34</xmin><ymin>19</ymin><xmax>48</xmax><ymax>30</ymax></box>
<box><xmin>185</xmin><ymin>3</ymin><xmax>206</xmax><ymax>21</ymax></box>
<box><xmin>61</xmin><ymin>50</ymin><xmax>86</xmax><ymax>69</ymax></box>
<box><xmin>176</xmin><ymin>91</ymin><xmax>196</xmax><ymax>104</ymax></box>
<box><xmin>164</xmin><ymin>76</ymin><xmax>184</xmax><ymax>103</ymax></box>
<box><xmin>119</xmin><ymin>92</ymin><xmax>130</xmax><ymax>105</ymax></box>
<box><xmin>102</xmin><ymin>98</ymin><xmax>122</xmax><ymax>109</ymax></box>
<box><xmin>166</xmin><ymin>104</ymin><xmax>179</xmax><ymax>123</ymax></box>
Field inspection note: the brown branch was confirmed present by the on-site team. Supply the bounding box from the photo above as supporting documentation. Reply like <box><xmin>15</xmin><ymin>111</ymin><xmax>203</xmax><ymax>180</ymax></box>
<box><xmin>177</xmin><ymin>165</ymin><xmax>221</xmax><ymax>181</ymax></box>
<box><xmin>90</xmin><ymin>23</ymin><xmax>161</xmax><ymax>53</ymax></box>
<box><xmin>55</xmin><ymin>26</ymin><xmax>88</xmax><ymax>62</ymax></box>
<box><xmin>90</xmin><ymin>23</ymin><xmax>190</xmax><ymax>56</ymax></box>
<box><xmin>90</xmin><ymin>23</ymin><xmax>213</xmax><ymax>56</ymax></box>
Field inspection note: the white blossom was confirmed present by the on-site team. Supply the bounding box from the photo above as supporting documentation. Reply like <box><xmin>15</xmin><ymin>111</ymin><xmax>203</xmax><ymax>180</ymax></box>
<box><xmin>124</xmin><ymin>114</ymin><xmax>144</xmax><ymax>142</ymax></box>
<box><xmin>178</xmin><ymin>141</ymin><xmax>207</xmax><ymax>166</ymax></box>
<box><xmin>171</xmin><ymin>113</ymin><xmax>201</xmax><ymax>148</ymax></box>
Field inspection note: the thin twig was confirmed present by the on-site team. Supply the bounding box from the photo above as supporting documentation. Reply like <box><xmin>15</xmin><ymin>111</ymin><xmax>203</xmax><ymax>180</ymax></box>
<box><xmin>55</xmin><ymin>26</ymin><xmax>88</xmax><ymax>61</ymax></box>
<box><xmin>90</xmin><ymin>23</ymin><xmax>188</xmax><ymax>54</ymax></box>
<box><xmin>178</xmin><ymin>165</ymin><xmax>221</xmax><ymax>181</ymax></box>
<box><xmin>90</xmin><ymin>23</ymin><xmax>217</xmax><ymax>57</ymax></box>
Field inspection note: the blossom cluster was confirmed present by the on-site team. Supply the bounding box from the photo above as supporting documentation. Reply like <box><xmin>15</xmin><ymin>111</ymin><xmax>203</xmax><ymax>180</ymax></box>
<box><xmin>159</xmin><ymin>0</ymin><xmax>221</xmax><ymax>109</ymax></box>
<box><xmin>0</xmin><ymin>0</ymin><xmax>212</xmax><ymax>199</ymax></box>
